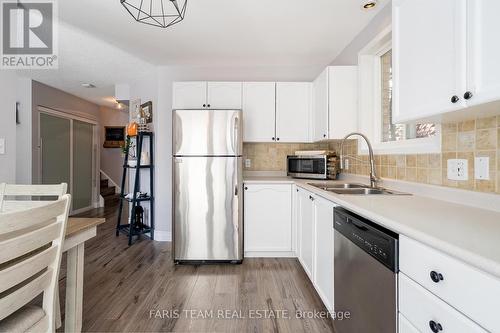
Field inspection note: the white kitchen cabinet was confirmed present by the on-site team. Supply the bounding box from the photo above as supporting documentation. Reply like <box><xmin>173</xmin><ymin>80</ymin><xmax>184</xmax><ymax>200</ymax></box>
<box><xmin>312</xmin><ymin>69</ymin><xmax>329</xmax><ymax>141</ymax></box>
<box><xmin>466</xmin><ymin>0</ymin><xmax>500</xmax><ymax>108</ymax></box>
<box><xmin>312</xmin><ymin>67</ymin><xmax>358</xmax><ymax>141</ymax></box>
<box><xmin>313</xmin><ymin>195</ymin><xmax>336</xmax><ymax>312</ymax></box>
<box><xmin>398</xmin><ymin>314</ymin><xmax>420</xmax><ymax>333</ymax></box>
<box><xmin>242</xmin><ymin>82</ymin><xmax>276</xmax><ymax>142</ymax></box>
<box><xmin>244</xmin><ymin>184</ymin><xmax>293</xmax><ymax>256</ymax></box>
<box><xmin>172</xmin><ymin>81</ymin><xmax>207</xmax><ymax>109</ymax></box>
<box><xmin>172</xmin><ymin>81</ymin><xmax>242</xmax><ymax>110</ymax></box>
<box><xmin>392</xmin><ymin>0</ymin><xmax>467</xmax><ymax>123</ymax></box>
<box><xmin>393</xmin><ymin>0</ymin><xmax>500</xmax><ymax>122</ymax></box>
<box><xmin>297</xmin><ymin>187</ymin><xmax>315</xmax><ymax>279</ymax></box>
<box><xmin>207</xmin><ymin>82</ymin><xmax>242</xmax><ymax>109</ymax></box>
<box><xmin>276</xmin><ymin>82</ymin><xmax>311</xmax><ymax>142</ymax></box>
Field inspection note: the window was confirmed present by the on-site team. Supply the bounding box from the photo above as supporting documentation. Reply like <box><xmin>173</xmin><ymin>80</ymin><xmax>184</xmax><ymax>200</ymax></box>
<box><xmin>380</xmin><ymin>49</ymin><xmax>436</xmax><ymax>142</ymax></box>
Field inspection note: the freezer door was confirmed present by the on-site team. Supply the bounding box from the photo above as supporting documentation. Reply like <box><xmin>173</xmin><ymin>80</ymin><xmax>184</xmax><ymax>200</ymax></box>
<box><xmin>173</xmin><ymin>156</ymin><xmax>243</xmax><ymax>261</ymax></box>
<box><xmin>173</xmin><ymin>109</ymin><xmax>242</xmax><ymax>156</ymax></box>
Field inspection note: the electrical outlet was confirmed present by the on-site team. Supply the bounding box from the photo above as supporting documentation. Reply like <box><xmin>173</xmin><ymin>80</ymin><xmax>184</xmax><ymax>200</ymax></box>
<box><xmin>475</xmin><ymin>157</ymin><xmax>490</xmax><ymax>180</ymax></box>
<box><xmin>245</xmin><ymin>159</ymin><xmax>251</xmax><ymax>168</ymax></box>
<box><xmin>447</xmin><ymin>159</ymin><xmax>468</xmax><ymax>181</ymax></box>
<box><xmin>0</xmin><ymin>138</ymin><xmax>5</xmax><ymax>155</ymax></box>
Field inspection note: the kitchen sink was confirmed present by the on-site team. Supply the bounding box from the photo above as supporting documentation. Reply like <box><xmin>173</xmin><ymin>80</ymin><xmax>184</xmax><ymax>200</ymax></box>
<box><xmin>308</xmin><ymin>183</ymin><xmax>411</xmax><ymax>195</ymax></box>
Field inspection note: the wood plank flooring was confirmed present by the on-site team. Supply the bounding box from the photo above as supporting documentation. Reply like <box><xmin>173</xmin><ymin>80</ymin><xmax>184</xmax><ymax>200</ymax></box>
<box><xmin>57</xmin><ymin>202</ymin><xmax>335</xmax><ymax>332</ymax></box>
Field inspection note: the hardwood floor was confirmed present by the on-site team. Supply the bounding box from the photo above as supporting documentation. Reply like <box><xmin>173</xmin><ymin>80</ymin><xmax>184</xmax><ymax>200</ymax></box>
<box><xmin>57</xmin><ymin>202</ymin><xmax>335</xmax><ymax>332</ymax></box>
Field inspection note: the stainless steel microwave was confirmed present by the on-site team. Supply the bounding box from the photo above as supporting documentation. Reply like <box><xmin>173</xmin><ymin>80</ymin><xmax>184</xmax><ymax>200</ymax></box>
<box><xmin>287</xmin><ymin>154</ymin><xmax>339</xmax><ymax>180</ymax></box>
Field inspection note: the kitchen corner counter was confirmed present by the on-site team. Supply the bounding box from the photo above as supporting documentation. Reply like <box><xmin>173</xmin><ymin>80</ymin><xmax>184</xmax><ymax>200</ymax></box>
<box><xmin>243</xmin><ymin>176</ymin><xmax>500</xmax><ymax>280</ymax></box>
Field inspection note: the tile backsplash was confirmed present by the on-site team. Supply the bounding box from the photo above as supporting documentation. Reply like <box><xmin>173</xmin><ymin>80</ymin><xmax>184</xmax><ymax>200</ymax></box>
<box><xmin>243</xmin><ymin>115</ymin><xmax>500</xmax><ymax>194</ymax></box>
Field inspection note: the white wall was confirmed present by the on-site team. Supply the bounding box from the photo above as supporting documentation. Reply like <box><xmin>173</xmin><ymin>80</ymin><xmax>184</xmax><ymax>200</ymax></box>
<box><xmin>330</xmin><ymin>2</ymin><xmax>391</xmax><ymax>65</ymax></box>
<box><xmin>0</xmin><ymin>72</ymin><xmax>18</xmax><ymax>183</ymax></box>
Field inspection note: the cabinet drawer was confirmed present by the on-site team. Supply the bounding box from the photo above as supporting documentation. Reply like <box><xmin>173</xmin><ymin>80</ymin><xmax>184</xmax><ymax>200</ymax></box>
<box><xmin>400</xmin><ymin>235</ymin><xmax>500</xmax><ymax>332</ymax></box>
<box><xmin>399</xmin><ymin>273</ymin><xmax>486</xmax><ymax>333</ymax></box>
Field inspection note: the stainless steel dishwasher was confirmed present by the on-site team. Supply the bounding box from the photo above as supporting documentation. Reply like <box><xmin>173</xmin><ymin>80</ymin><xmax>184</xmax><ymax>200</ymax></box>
<box><xmin>333</xmin><ymin>207</ymin><xmax>398</xmax><ymax>333</ymax></box>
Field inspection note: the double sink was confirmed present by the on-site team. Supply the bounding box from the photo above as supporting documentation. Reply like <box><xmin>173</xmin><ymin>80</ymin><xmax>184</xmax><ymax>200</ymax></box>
<box><xmin>309</xmin><ymin>183</ymin><xmax>411</xmax><ymax>196</ymax></box>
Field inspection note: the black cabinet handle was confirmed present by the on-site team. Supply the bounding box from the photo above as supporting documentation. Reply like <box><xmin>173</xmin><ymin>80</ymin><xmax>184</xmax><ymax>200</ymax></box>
<box><xmin>276</xmin><ymin>138</ymin><xmax>280</xmax><ymax>141</ymax></box>
<box><xmin>430</xmin><ymin>271</ymin><xmax>444</xmax><ymax>283</ymax></box>
<box><xmin>309</xmin><ymin>195</ymin><xmax>315</xmax><ymax>201</ymax></box>
<box><xmin>244</xmin><ymin>187</ymin><xmax>248</xmax><ymax>190</ymax></box>
<box><xmin>203</xmin><ymin>104</ymin><xmax>206</xmax><ymax>107</ymax></box>
<box><xmin>429</xmin><ymin>320</ymin><xmax>443</xmax><ymax>332</ymax></box>
<box><xmin>272</xmin><ymin>137</ymin><xmax>275</xmax><ymax>141</ymax></box>
<box><xmin>464</xmin><ymin>91</ymin><xmax>473</xmax><ymax>100</ymax></box>
<box><xmin>451</xmin><ymin>95</ymin><xmax>460</xmax><ymax>103</ymax></box>
<box><xmin>323</xmin><ymin>134</ymin><xmax>327</xmax><ymax>138</ymax></box>
<box><xmin>207</xmin><ymin>104</ymin><xmax>211</xmax><ymax>108</ymax></box>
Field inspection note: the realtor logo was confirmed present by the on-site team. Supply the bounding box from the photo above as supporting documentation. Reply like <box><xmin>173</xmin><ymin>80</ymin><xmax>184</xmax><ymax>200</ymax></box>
<box><xmin>1</xmin><ymin>0</ymin><xmax>58</xmax><ymax>69</ymax></box>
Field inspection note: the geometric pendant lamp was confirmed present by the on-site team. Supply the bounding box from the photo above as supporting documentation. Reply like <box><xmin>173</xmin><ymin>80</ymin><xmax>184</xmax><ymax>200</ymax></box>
<box><xmin>120</xmin><ymin>0</ymin><xmax>187</xmax><ymax>28</ymax></box>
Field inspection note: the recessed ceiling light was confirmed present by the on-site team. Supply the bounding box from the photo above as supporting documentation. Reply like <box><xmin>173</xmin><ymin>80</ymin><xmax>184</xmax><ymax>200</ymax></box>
<box><xmin>362</xmin><ymin>1</ymin><xmax>377</xmax><ymax>10</ymax></box>
<box><xmin>82</xmin><ymin>83</ymin><xmax>96</xmax><ymax>88</ymax></box>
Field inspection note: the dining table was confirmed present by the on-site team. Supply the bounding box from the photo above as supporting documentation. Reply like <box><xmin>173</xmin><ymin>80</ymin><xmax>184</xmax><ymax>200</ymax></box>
<box><xmin>57</xmin><ymin>217</ymin><xmax>105</xmax><ymax>333</ymax></box>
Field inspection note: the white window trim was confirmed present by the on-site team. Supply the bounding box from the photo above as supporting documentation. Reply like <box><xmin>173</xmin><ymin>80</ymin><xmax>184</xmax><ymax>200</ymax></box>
<box><xmin>357</xmin><ymin>25</ymin><xmax>441</xmax><ymax>155</ymax></box>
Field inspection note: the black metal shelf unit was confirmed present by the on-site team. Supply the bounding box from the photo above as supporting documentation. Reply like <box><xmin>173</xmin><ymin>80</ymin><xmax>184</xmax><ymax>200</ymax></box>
<box><xmin>116</xmin><ymin>132</ymin><xmax>155</xmax><ymax>245</ymax></box>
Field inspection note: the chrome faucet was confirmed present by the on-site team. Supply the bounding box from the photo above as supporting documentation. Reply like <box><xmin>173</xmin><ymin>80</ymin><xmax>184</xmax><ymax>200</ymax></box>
<box><xmin>339</xmin><ymin>132</ymin><xmax>379</xmax><ymax>188</ymax></box>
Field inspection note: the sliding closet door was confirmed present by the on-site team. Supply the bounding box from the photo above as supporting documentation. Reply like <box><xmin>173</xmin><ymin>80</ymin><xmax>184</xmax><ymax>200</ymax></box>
<box><xmin>40</xmin><ymin>113</ymin><xmax>71</xmax><ymax>189</ymax></box>
<box><xmin>73</xmin><ymin>120</ymin><xmax>95</xmax><ymax>211</ymax></box>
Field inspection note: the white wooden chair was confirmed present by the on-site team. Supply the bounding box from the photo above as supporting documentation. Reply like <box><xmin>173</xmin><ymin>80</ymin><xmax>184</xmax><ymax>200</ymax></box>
<box><xmin>0</xmin><ymin>194</ymin><xmax>71</xmax><ymax>332</ymax></box>
<box><xmin>0</xmin><ymin>183</ymin><xmax>68</xmax><ymax>213</ymax></box>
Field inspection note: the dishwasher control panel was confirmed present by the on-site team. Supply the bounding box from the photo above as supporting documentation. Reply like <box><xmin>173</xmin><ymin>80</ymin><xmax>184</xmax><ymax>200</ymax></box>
<box><xmin>334</xmin><ymin>207</ymin><xmax>398</xmax><ymax>272</ymax></box>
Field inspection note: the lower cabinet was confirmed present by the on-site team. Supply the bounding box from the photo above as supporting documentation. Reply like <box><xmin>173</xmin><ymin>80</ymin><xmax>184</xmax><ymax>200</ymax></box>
<box><xmin>296</xmin><ymin>187</ymin><xmax>336</xmax><ymax>312</ymax></box>
<box><xmin>313</xmin><ymin>195</ymin><xmax>336</xmax><ymax>312</ymax></box>
<box><xmin>244</xmin><ymin>183</ymin><xmax>293</xmax><ymax>256</ymax></box>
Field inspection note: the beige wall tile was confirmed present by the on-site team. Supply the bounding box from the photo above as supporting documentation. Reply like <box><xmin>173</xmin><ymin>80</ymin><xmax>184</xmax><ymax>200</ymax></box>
<box><xmin>397</xmin><ymin>167</ymin><xmax>406</xmax><ymax>180</ymax></box>
<box><xmin>417</xmin><ymin>154</ymin><xmax>429</xmax><ymax>168</ymax></box>
<box><xmin>387</xmin><ymin>166</ymin><xmax>397</xmax><ymax>179</ymax></box>
<box><xmin>442</xmin><ymin>123</ymin><xmax>457</xmax><ymax>134</ymax></box>
<box><xmin>417</xmin><ymin>168</ymin><xmax>429</xmax><ymax>184</ymax></box>
<box><xmin>428</xmin><ymin>154</ymin><xmax>441</xmax><ymax>168</ymax></box>
<box><xmin>442</xmin><ymin>133</ymin><xmax>457</xmax><ymax>152</ymax></box>
<box><xmin>442</xmin><ymin>168</ymin><xmax>458</xmax><ymax>188</ymax></box>
<box><xmin>428</xmin><ymin>168</ymin><xmax>442</xmax><ymax>185</ymax></box>
<box><xmin>458</xmin><ymin>120</ymin><xmax>475</xmax><ymax>132</ymax></box>
<box><xmin>476</xmin><ymin>129</ymin><xmax>497</xmax><ymax>150</ymax></box>
<box><xmin>476</xmin><ymin>116</ymin><xmax>497</xmax><ymax>129</ymax></box>
<box><xmin>476</xmin><ymin>175</ymin><xmax>496</xmax><ymax>193</ymax></box>
<box><xmin>406</xmin><ymin>168</ymin><xmax>417</xmax><ymax>182</ymax></box>
<box><xmin>406</xmin><ymin>155</ymin><xmax>417</xmax><ymax>168</ymax></box>
<box><xmin>457</xmin><ymin>132</ymin><xmax>475</xmax><ymax>151</ymax></box>
<box><xmin>395</xmin><ymin>155</ymin><xmax>406</xmax><ymax>168</ymax></box>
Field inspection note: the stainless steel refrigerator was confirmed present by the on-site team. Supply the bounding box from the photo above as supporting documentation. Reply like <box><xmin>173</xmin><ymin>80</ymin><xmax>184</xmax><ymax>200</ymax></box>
<box><xmin>172</xmin><ymin>109</ymin><xmax>243</xmax><ymax>264</ymax></box>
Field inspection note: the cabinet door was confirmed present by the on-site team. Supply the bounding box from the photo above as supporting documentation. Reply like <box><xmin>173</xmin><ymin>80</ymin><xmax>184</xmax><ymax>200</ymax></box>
<box><xmin>392</xmin><ymin>0</ymin><xmax>467</xmax><ymax>122</ymax></box>
<box><xmin>207</xmin><ymin>82</ymin><xmax>242</xmax><ymax>109</ymax></box>
<box><xmin>244</xmin><ymin>184</ymin><xmax>292</xmax><ymax>252</ymax></box>
<box><xmin>242</xmin><ymin>82</ymin><xmax>276</xmax><ymax>142</ymax></box>
<box><xmin>466</xmin><ymin>0</ymin><xmax>500</xmax><ymax>107</ymax></box>
<box><xmin>298</xmin><ymin>188</ymin><xmax>314</xmax><ymax>279</ymax></box>
<box><xmin>329</xmin><ymin>66</ymin><xmax>358</xmax><ymax>139</ymax></box>
<box><xmin>313</xmin><ymin>196</ymin><xmax>336</xmax><ymax>312</ymax></box>
<box><xmin>172</xmin><ymin>82</ymin><xmax>207</xmax><ymax>109</ymax></box>
<box><xmin>276</xmin><ymin>82</ymin><xmax>311</xmax><ymax>142</ymax></box>
<box><xmin>399</xmin><ymin>314</ymin><xmax>420</xmax><ymax>333</ymax></box>
<box><xmin>312</xmin><ymin>69</ymin><xmax>329</xmax><ymax>142</ymax></box>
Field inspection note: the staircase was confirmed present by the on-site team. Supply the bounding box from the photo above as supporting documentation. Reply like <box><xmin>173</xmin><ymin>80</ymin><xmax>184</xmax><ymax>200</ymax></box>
<box><xmin>100</xmin><ymin>178</ymin><xmax>120</xmax><ymax>206</ymax></box>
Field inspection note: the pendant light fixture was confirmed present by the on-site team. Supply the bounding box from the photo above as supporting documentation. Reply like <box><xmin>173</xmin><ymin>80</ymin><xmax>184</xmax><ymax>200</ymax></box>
<box><xmin>120</xmin><ymin>0</ymin><xmax>187</xmax><ymax>28</ymax></box>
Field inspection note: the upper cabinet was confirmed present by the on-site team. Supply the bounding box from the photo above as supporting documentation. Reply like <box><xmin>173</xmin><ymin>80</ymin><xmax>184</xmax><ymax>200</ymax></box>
<box><xmin>312</xmin><ymin>66</ymin><xmax>358</xmax><ymax>141</ymax></box>
<box><xmin>242</xmin><ymin>82</ymin><xmax>276</xmax><ymax>142</ymax></box>
<box><xmin>393</xmin><ymin>0</ymin><xmax>500</xmax><ymax>123</ymax></box>
<box><xmin>276</xmin><ymin>82</ymin><xmax>311</xmax><ymax>142</ymax></box>
<box><xmin>172</xmin><ymin>81</ymin><xmax>242</xmax><ymax>109</ymax></box>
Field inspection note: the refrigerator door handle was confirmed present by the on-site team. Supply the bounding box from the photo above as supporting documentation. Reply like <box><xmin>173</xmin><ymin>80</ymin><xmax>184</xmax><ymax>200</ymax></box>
<box><xmin>232</xmin><ymin>115</ymin><xmax>239</xmax><ymax>155</ymax></box>
<box><xmin>234</xmin><ymin>185</ymin><xmax>238</xmax><ymax>196</ymax></box>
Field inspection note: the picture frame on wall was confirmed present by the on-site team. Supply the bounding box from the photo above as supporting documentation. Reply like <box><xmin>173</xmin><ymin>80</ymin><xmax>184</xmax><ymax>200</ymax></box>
<box><xmin>141</xmin><ymin>101</ymin><xmax>153</xmax><ymax>123</ymax></box>
<box><xmin>103</xmin><ymin>126</ymin><xmax>126</xmax><ymax>148</ymax></box>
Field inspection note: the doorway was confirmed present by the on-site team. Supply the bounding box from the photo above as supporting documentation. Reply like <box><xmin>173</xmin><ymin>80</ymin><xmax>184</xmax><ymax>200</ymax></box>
<box><xmin>38</xmin><ymin>107</ymin><xmax>98</xmax><ymax>214</ymax></box>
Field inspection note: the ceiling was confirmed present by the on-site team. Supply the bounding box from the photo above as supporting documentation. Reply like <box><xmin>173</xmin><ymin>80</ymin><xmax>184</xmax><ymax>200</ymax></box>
<box><xmin>22</xmin><ymin>0</ymin><xmax>388</xmax><ymax>108</ymax></box>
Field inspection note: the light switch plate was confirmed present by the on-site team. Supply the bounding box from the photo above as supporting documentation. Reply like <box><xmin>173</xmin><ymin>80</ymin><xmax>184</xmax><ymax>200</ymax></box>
<box><xmin>475</xmin><ymin>157</ymin><xmax>490</xmax><ymax>180</ymax></box>
<box><xmin>447</xmin><ymin>159</ymin><xmax>468</xmax><ymax>181</ymax></box>
<box><xmin>344</xmin><ymin>158</ymin><xmax>349</xmax><ymax>170</ymax></box>
<box><xmin>245</xmin><ymin>159</ymin><xmax>251</xmax><ymax>168</ymax></box>
<box><xmin>0</xmin><ymin>138</ymin><xmax>5</xmax><ymax>155</ymax></box>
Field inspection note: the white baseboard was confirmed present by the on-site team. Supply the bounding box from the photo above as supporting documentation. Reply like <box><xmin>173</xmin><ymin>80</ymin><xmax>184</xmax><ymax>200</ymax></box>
<box><xmin>245</xmin><ymin>251</ymin><xmax>296</xmax><ymax>258</ymax></box>
<box><xmin>154</xmin><ymin>230</ymin><xmax>172</xmax><ymax>242</ymax></box>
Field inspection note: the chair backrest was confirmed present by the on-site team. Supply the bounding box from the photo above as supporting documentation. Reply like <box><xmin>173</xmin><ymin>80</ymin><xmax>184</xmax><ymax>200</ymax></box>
<box><xmin>0</xmin><ymin>183</ymin><xmax>68</xmax><ymax>213</ymax></box>
<box><xmin>0</xmin><ymin>194</ymin><xmax>71</xmax><ymax>332</ymax></box>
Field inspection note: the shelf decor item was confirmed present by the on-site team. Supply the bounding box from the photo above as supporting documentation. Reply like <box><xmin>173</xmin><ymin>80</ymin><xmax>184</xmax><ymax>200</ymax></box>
<box><xmin>120</xmin><ymin>0</ymin><xmax>187</xmax><ymax>29</ymax></box>
<box><xmin>127</xmin><ymin>122</ymin><xmax>138</xmax><ymax>136</ymax></box>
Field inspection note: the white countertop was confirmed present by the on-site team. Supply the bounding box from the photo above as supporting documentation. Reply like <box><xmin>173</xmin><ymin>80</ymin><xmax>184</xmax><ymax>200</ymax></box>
<box><xmin>244</xmin><ymin>175</ymin><xmax>500</xmax><ymax>280</ymax></box>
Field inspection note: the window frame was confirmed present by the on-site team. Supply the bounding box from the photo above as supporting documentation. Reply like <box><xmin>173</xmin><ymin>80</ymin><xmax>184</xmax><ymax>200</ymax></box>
<box><xmin>357</xmin><ymin>26</ymin><xmax>441</xmax><ymax>155</ymax></box>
